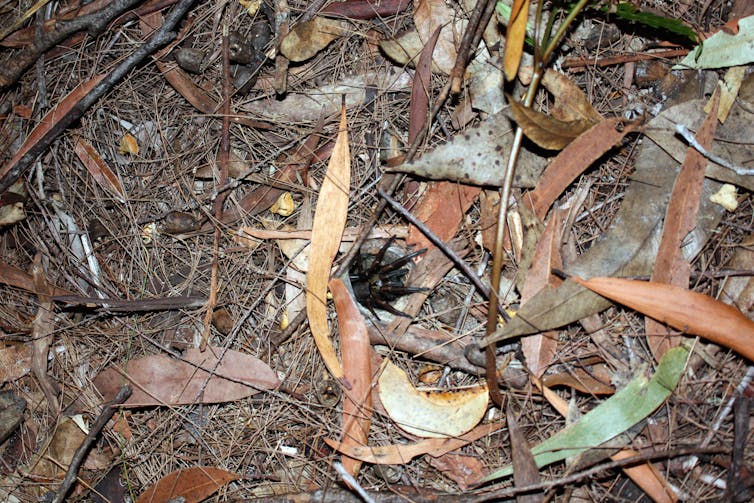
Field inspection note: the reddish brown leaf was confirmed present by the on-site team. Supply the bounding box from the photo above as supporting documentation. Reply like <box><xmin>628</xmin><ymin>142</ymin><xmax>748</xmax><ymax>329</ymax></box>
<box><xmin>0</xmin><ymin>261</ymin><xmax>72</xmax><ymax>297</ymax></box>
<box><xmin>154</xmin><ymin>62</ymin><xmax>269</xmax><ymax>130</ymax></box>
<box><xmin>330</xmin><ymin>278</ymin><xmax>372</xmax><ymax>477</ymax></box>
<box><xmin>523</xmin><ymin>118</ymin><xmax>640</xmax><ymax>220</ymax></box>
<box><xmin>94</xmin><ymin>347</ymin><xmax>280</xmax><ymax>406</ymax></box>
<box><xmin>73</xmin><ymin>139</ymin><xmax>126</xmax><ymax>203</ymax></box>
<box><xmin>520</xmin><ymin>208</ymin><xmax>565</xmax><ymax>378</ymax></box>
<box><xmin>320</xmin><ymin>0</ymin><xmax>412</xmax><ymax>19</ymax></box>
<box><xmin>503</xmin><ymin>0</ymin><xmax>529</xmax><ymax>81</ymax></box>
<box><xmin>406</xmin><ymin>182</ymin><xmax>480</xmax><ymax>253</ymax></box>
<box><xmin>508</xmin><ymin>97</ymin><xmax>598</xmax><ymax>150</ymax></box>
<box><xmin>647</xmin><ymin>90</ymin><xmax>720</xmax><ymax>360</ymax></box>
<box><xmin>137</xmin><ymin>466</ymin><xmax>241</xmax><ymax>503</ymax></box>
<box><xmin>0</xmin><ymin>75</ymin><xmax>105</xmax><ymax>183</ymax></box>
<box><xmin>428</xmin><ymin>453</ymin><xmax>485</xmax><ymax>490</ymax></box>
<box><xmin>571</xmin><ymin>276</ymin><xmax>754</xmax><ymax>362</ymax></box>
<box><xmin>409</xmin><ymin>25</ymin><xmax>441</xmax><ymax>145</ymax></box>
<box><xmin>307</xmin><ymin>105</ymin><xmax>351</xmax><ymax>380</ymax></box>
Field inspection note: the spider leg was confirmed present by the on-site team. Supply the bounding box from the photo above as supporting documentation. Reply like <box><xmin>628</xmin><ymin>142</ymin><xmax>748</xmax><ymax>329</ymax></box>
<box><xmin>372</xmin><ymin>297</ymin><xmax>413</xmax><ymax>318</ymax></box>
<box><xmin>365</xmin><ymin>236</ymin><xmax>398</xmax><ymax>275</ymax></box>
<box><xmin>378</xmin><ymin>247</ymin><xmax>428</xmax><ymax>274</ymax></box>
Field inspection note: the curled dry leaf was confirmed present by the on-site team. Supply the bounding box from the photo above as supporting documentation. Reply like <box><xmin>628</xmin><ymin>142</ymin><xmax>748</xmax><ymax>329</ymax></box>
<box><xmin>508</xmin><ymin>97</ymin><xmax>598</xmax><ymax>150</ymax></box>
<box><xmin>306</xmin><ymin>105</ymin><xmax>351</xmax><ymax>380</ymax></box>
<box><xmin>378</xmin><ymin>359</ymin><xmax>488</xmax><ymax>438</ymax></box>
<box><xmin>280</xmin><ymin>16</ymin><xmax>351</xmax><ymax>62</ymax></box>
<box><xmin>137</xmin><ymin>466</ymin><xmax>241</xmax><ymax>503</ymax></box>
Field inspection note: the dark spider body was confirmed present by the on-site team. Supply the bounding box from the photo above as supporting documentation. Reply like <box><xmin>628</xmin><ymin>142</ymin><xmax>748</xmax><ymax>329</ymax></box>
<box><xmin>350</xmin><ymin>237</ymin><xmax>428</xmax><ymax>318</ymax></box>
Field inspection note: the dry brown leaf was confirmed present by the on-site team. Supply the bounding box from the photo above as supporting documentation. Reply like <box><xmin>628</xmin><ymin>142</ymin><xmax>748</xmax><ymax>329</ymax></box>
<box><xmin>330</xmin><ymin>278</ymin><xmax>372</xmax><ymax>478</ymax></box>
<box><xmin>542</xmin><ymin>368</ymin><xmax>615</xmax><ymax>395</ymax></box>
<box><xmin>503</xmin><ymin>0</ymin><xmax>529</xmax><ymax>81</ymax></box>
<box><xmin>523</xmin><ymin>118</ymin><xmax>639</xmax><ymax>220</ymax></box>
<box><xmin>306</xmin><ymin>105</ymin><xmax>351</xmax><ymax>380</ymax></box>
<box><xmin>409</xmin><ymin>24</ymin><xmax>441</xmax><ymax>145</ymax></box>
<box><xmin>647</xmin><ymin>90</ymin><xmax>720</xmax><ymax>360</ymax></box>
<box><xmin>320</xmin><ymin>0</ymin><xmax>412</xmax><ymax>19</ymax></box>
<box><xmin>428</xmin><ymin>453</ymin><xmax>486</xmax><ymax>490</ymax></box>
<box><xmin>520</xmin><ymin>208</ymin><xmax>565</xmax><ymax>378</ymax></box>
<box><xmin>0</xmin><ymin>343</ymin><xmax>31</xmax><ymax>383</ymax></box>
<box><xmin>94</xmin><ymin>346</ymin><xmax>281</xmax><ymax>406</ymax></box>
<box><xmin>542</xmin><ymin>70</ymin><xmax>603</xmax><ymax>123</ymax></box>
<box><xmin>507</xmin><ymin>406</ymin><xmax>542</xmax><ymax>503</ymax></box>
<box><xmin>508</xmin><ymin>97</ymin><xmax>597</xmax><ymax>150</ymax></box>
<box><xmin>0</xmin><ymin>261</ymin><xmax>72</xmax><ymax>296</ymax></box>
<box><xmin>0</xmin><ymin>75</ymin><xmax>105</xmax><ymax>183</ymax></box>
<box><xmin>280</xmin><ymin>16</ymin><xmax>351</xmax><ymax>62</ymax></box>
<box><xmin>571</xmin><ymin>275</ymin><xmax>754</xmax><ymax>362</ymax></box>
<box><xmin>406</xmin><ymin>182</ymin><xmax>480</xmax><ymax>253</ymax></box>
<box><xmin>324</xmin><ymin>421</ymin><xmax>501</xmax><ymax>464</ymax></box>
<box><xmin>378</xmin><ymin>359</ymin><xmax>488</xmax><ymax>438</ymax></box>
<box><xmin>73</xmin><ymin>139</ymin><xmax>126</xmax><ymax>203</ymax></box>
<box><xmin>137</xmin><ymin>466</ymin><xmax>241</xmax><ymax>503</ymax></box>
<box><xmin>414</xmin><ymin>0</ymin><xmax>461</xmax><ymax>75</ymax></box>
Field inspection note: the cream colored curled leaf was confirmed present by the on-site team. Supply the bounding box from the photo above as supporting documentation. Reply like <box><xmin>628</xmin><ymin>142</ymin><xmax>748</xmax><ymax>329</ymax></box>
<box><xmin>378</xmin><ymin>359</ymin><xmax>488</xmax><ymax>438</ymax></box>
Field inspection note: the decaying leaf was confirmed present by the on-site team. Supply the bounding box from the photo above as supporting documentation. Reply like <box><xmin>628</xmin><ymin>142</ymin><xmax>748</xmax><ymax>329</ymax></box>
<box><xmin>508</xmin><ymin>97</ymin><xmax>598</xmax><ymax>150</ymax></box>
<box><xmin>280</xmin><ymin>16</ymin><xmax>351</xmax><ymax>62</ymax></box>
<box><xmin>137</xmin><ymin>466</ymin><xmax>241</xmax><ymax>503</ymax></box>
<box><xmin>74</xmin><ymin>139</ymin><xmax>126</xmax><ymax>203</ymax></box>
<box><xmin>378</xmin><ymin>359</ymin><xmax>488</xmax><ymax>438</ymax></box>
<box><xmin>0</xmin><ymin>343</ymin><xmax>31</xmax><ymax>383</ymax></box>
<box><xmin>306</xmin><ymin>105</ymin><xmax>351</xmax><ymax>380</ymax></box>
<box><xmin>94</xmin><ymin>347</ymin><xmax>281</xmax><ymax>406</ymax></box>
<box><xmin>390</xmin><ymin>110</ymin><xmax>548</xmax><ymax>188</ymax></box>
<box><xmin>541</xmin><ymin>70</ymin><xmax>603</xmax><ymax>123</ymax></box>
<box><xmin>571</xmin><ymin>276</ymin><xmax>754</xmax><ymax>363</ymax></box>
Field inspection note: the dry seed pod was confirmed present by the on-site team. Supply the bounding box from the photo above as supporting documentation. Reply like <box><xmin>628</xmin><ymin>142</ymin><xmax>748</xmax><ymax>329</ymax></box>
<box><xmin>162</xmin><ymin>211</ymin><xmax>198</xmax><ymax>234</ymax></box>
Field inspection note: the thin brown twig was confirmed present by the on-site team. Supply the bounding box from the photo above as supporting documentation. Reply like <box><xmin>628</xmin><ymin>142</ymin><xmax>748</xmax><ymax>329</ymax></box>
<box><xmin>200</xmin><ymin>25</ymin><xmax>232</xmax><ymax>352</ymax></box>
<box><xmin>51</xmin><ymin>385</ymin><xmax>132</xmax><ymax>503</ymax></box>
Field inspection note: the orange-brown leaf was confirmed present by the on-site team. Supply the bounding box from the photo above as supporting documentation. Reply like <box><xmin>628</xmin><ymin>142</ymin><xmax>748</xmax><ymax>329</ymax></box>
<box><xmin>406</xmin><ymin>182</ymin><xmax>480</xmax><ymax>253</ymax></box>
<box><xmin>524</xmin><ymin>118</ymin><xmax>639</xmax><ymax>220</ymax></box>
<box><xmin>306</xmin><ymin>105</ymin><xmax>351</xmax><ymax>380</ymax></box>
<box><xmin>542</xmin><ymin>368</ymin><xmax>615</xmax><ymax>395</ymax></box>
<box><xmin>647</xmin><ymin>90</ymin><xmax>720</xmax><ymax>360</ymax></box>
<box><xmin>508</xmin><ymin>97</ymin><xmax>597</xmax><ymax>150</ymax></box>
<box><xmin>324</xmin><ymin>421</ymin><xmax>500</xmax><ymax>464</ymax></box>
<box><xmin>137</xmin><ymin>466</ymin><xmax>241</xmax><ymax>503</ymax></box>
<box><xmin>73</xmin><ymin>139</ymin><xmax>126</xmax><ymax>203</ymax></box>
<box><xmin>330</xmin><ymin>278</ymin><xmax>372</xmax><ymax>477</ymax></box>
<box><xmin>503</xmin><ymin>0</ymin><xmax>530</xmax><ymax>81</ymax></box>
<box><xmin>0</xmin><ymin>75</ymin><xmax>105</xmax><ymax>182</ymax></box>
<box><xmin>542</xmin><ymin>69</ymin><xmax>603</xmax><ymax>123</ymax></box>
<box><xmin>571</xmin><ymin>276</ymin><xmax>754</xmax><ymax>362</ymax></box>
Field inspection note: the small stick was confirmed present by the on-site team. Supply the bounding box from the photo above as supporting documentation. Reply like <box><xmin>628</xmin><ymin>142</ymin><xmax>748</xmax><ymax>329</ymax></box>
<box><xmin>675</xmin><ymin>123</ymin><xmax>754</xmax><ymax>176</ymax></box>
<box><xmin>52</xmin><ymin>385</ymin><xmax>132</xmax><ymax>503</ymax></box>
